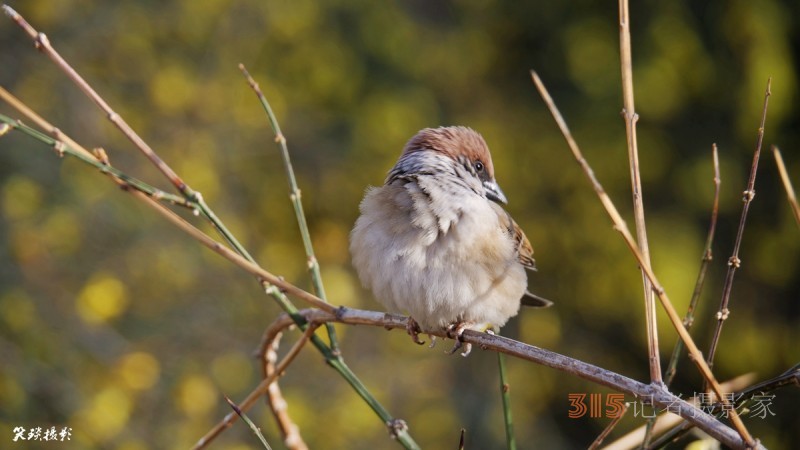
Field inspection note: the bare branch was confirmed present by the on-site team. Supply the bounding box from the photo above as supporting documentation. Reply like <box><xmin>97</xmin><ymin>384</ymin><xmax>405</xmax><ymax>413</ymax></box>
<box><xmin>270</xmin><ymin>308</ymin><xmax>760</xmax><ymax>449</ymax></box>
<box><xmin>531</xmin><ymin>70</ymin><xmax>755</xmax><ymax>446</ymax></box>
<box><xmin>588</xmin><ymin>402</ymin><xmax>629</xmax><ymax>450</ymax></box>
<box><xmin>707</xmin><ymin>78</ymin><xmax>771</xmax><ymax>371</ymax></box>
<box><xmin>772</xmin><ymin>145</ymin><xmax>800</xmax><ymax>228</ymax></box>
<box><xmin>618</xmin><ymin>0</ymin><xmax>661</xmax><ymax>385</ymax></box>
<box><xmin>664</xmin><ymin>144</ymin><xmax>722</xmax><ymax>386</ymax></box>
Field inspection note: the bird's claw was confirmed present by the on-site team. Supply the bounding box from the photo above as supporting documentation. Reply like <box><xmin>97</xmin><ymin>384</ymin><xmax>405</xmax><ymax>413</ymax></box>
<box><xmin>406</xmin><ymin>317</ymin><xmax>425</xmax><ymax>345</ymax></box>
<box><xmin>447</xmin><ymin>339</ymin><xmax>472</xmax><ymax>357</ymax></box>
<box><xmin>445</xmin><ymin>321</ymin><xmax>473</xmax><ymax>357</ymax></box>
<box><xmin>428</xmin><ymin>335</ymin><xmax>437</xmax><ymax>348</ymax></box>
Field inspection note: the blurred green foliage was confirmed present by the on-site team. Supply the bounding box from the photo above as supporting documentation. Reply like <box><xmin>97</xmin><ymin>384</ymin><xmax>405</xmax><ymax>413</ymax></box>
<box><xmin>1</xmin><ymin>0</ymin><xmax>799</xmax><ymax>448</ymax></box>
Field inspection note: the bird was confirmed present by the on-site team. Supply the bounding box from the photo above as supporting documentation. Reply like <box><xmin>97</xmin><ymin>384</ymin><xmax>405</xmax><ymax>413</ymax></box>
<box><xmin>349</xmin><ymin>126</ymin><xmax>551</xmax><ymax>355</ymax></box>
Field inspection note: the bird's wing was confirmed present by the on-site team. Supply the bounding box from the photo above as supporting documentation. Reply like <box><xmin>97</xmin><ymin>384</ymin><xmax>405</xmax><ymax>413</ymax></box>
<box><xmin>493</xmin><ymin>203</ymin><xmax>536</xmax><ymax>271</ymax></box>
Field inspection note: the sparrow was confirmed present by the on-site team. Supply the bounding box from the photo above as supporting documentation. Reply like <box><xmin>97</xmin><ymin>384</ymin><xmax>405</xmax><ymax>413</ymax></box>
<box><xmin>349</xmin><ymin>126</ymin><xmax>551</xmax><ymax>355</ymax></box>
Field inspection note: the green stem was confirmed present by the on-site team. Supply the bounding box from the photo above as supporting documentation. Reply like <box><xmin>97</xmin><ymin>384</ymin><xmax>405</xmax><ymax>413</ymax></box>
<box><xmin>239</xmin><ymin>64</ymin><xmax>340</xmax><ymax>352</ymax></box>
<box><xmin>0</xmin><ymin>114</ymin><xmax>188</xmax><ymax>207</ymax></box>
<box><xmin>498</xmin><ymin>352</ymin><xmax>516</xmax><ymax>450</ymax></box>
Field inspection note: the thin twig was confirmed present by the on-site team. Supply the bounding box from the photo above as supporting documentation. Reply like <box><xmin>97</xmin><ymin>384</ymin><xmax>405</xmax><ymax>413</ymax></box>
<box><xmin>644</xmin><ymin>144</ymin><xmax>722</xmax><ymax>446</ymax></box>
<box><xmin>261</xmin><ymin>324</ymin><xmax>311</xmax><ymax>450</ymax></box>
<box><xmin>604</xmin><ymin>373</ymin><xmax>754</xmax><ymax>449</ymax></box>
<box><xmin>772</xmin><ymin>146</ymin><xmax>800</xmax><ymax>228</ymax></box>
<box><xmin>0</xmin><ymin>107</ymin><xmax>189</xmax><ymax>209</ymax></box>
<box><xmin>239</xmin><ymin>64</ymin><xmax>340</xmax><ymax>353</ymax></box>
<box><xmin>531</xmin><ymin>70</ymin><xmax>755</xmax><ymax>447</ymax></box>
<box><xmin>224</xmin><ymin>396</ymin><xmax>274</xmax><ymax>450</ymax></box>
<box><xmin>588</xmin><ymin>402</ymin><xmax>630</xmax><ymax>450</ymax></box>
<box><xmin>194</xmin><ymin>322</ymin><xmax>319</xmax><ymax>450</ymax></box>
<box><xmin>497</xmin><ymin>352</ymin><xmax>516</xmax><ymax>450</ymax></box>
<box><xmin>2</xmin><ymin>5</ymin><xmax>187</xmax><ymax>192</ymax></box>
<box><xmin>645</xmin><ymin>364</ymin><xmax>799</xmax><ymax>449</ymax></box>
<box><xmin>618</xmin><ymin>0</ymin><xmax>661</xmax><ymax>385</ymax></box>
<box><xmin>706</xmin><ymin>78</ymin><xmax>771</xmax><ymax>372</ymax></box>
<box><xmin>2</xmin><ymin>4</ymin><xmax>263</xmax><ymax>273</ymax></box>
<box><xmin>664</xmin><ymin>144</ymin><xmax>721</xmax><ymax>387</ymax></box>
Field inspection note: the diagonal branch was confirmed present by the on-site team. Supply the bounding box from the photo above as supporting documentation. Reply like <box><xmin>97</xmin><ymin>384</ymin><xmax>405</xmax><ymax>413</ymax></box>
<box><xmin>772</xmin><ymin>146</ymin><xmax>800</xmax><ymax>228</ymax></box>
<box><xmin>265</xmin><ymin>308</ymin><xmax>761</xmax><ymax>450</ymax></box>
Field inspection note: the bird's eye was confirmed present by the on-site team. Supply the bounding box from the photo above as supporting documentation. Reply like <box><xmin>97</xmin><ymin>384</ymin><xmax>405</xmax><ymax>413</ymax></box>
<box><xmin>474</xmin><ymin>161</ymin><xmax>484</xmax><ymax>172</ymax></box>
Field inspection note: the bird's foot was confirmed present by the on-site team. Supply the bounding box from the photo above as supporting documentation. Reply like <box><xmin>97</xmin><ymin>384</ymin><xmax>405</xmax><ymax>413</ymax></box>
<box><xmin>445</xmin><ymin>321</ymin><xmax>474</xmax><ymax>357</ymax></box>
<box><xmin>428</xmin><ymin>335</ymin><xmax>437</xmax><ymax>349</ymax></box>
<box><xmin>406</xmin><ymin>317</ymin><xmax>425</xmax><ymax>346</ymax></box>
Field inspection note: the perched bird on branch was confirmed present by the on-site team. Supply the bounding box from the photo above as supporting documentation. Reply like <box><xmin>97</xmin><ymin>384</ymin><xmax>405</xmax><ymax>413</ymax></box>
<box><xmin>350</xmin><ymin>126</ymin><xmax>551</xmax><ymax>355</ymax></box>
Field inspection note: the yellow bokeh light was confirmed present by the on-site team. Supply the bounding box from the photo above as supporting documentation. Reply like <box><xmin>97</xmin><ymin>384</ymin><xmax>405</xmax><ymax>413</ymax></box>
<box><xmin>0</xmin><ymin>289</ymin><xmax>37</xmax><ymax>333</ymax></box>
<box><xmin>76</xmin><ymin>386</ymin><xmax>132</xmax><ymax>442</ymax></box>
<box><xmin>75</xmin><ymin>273</ymin><xmax>130</xmax><ymax>324</ymax></box>
<box><xmin>210</xmin><ymin>352</ymin><xmax>254</xmax><ymax>394</ymax></box>
<box><xmin>2</xmin><ymin>175</ymin><xmax>43</xmax><ymax>221</ymax></box>
<box><xmin>177</xmin><ymin>375</ymin><xmax>217</xmax><ymax>418</ymax></box>
<box><xmin>117</xmin><ymin>352</ymin><xmax>161</xmax><ymax>391</ymax></box>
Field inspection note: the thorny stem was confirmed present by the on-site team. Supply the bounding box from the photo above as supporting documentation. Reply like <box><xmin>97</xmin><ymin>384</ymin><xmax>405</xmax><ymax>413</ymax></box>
<box><xmin>497</xmin><ymin>352</ymin><xmax>516</xmax><ymax>450</ymax></box>
<box><xmin>618</xmin><ymin>0</ymin><xmax>661</xmax><ymax>386</ymax></box>
<box><xmin>238</xmin><ymin>64</ymin><xmax>340</xmax><ymax>353</ymax></box>
<box><xmin>531</xmin><ymin>70</ymin><xmax>755</xmax><ymax>447</ymax></box>
<box><xmin>706</xmin><ymin>78</ymin><xmax>771</xmax><ymax>372</ymax></box>
<box><xmin>772</xmin><ymin>146</ymin><xmax>800</xmax><ymax>228</ymax></box>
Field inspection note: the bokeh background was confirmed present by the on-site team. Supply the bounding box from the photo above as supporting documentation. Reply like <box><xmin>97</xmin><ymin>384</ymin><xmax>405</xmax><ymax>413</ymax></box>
<box><xmin>1</xmin><ymin>1</ymin><xmax>799</xmax><ymax>448</ymax></box>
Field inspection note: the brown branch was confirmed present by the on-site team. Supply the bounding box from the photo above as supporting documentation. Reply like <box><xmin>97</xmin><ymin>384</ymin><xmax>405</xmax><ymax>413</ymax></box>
<box><xmin>132</xmin><ymin>191</ymin><xmax>336</xmax><ymax>313</ymax></box>
<box><xmin>618</xmin><ymin>0</ymin><xmax>661</xmax><ymax>385</ymax></box>
<box><xmin>772</xmin><ymin>145</ymin><xmax>800</xmax><ymax>228</ymax></box>
<box><xmin>2</xmin><ymin>4</ymin><xmax>188</xmax><ymax>194</ymax></box>
<box><xmin>664</xmin><ymin>143</ymin><xmax>722</xmax><ymax>388</ymax></box>
<box><xmin>707</xmin><ymin>78</ymin><xmax>771</xmax><ymax>371</ymax></box>
<box><xmin>256</xmin><ymin>308</ymin><xmax>758</xmax><ymax>449</ymax></box>
<box><xmin>260</xmin><ymin>323</ymin><xmax>311</xmax><ymax>450</ymax></box>
<box><xmin>588</xmin><ymin>402</ymin><xmax>629</xmax><ymax>450</ymax></box>
<box><xmin>531</xmin><ymin>70</ymin><xmax>755</xmax><ymax>447</ymax></box>
<box><xmin>193</xmin><ymin>318</ymin><xmax>319</xmax><ymax>450</ymax></box>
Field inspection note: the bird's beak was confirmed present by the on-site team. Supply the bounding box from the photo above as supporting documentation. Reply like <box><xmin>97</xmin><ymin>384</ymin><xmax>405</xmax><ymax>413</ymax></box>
<box><xmin>484</xmin><ymin>180</ymin><xmax>508</xmax><ymax>205</ymax></box>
